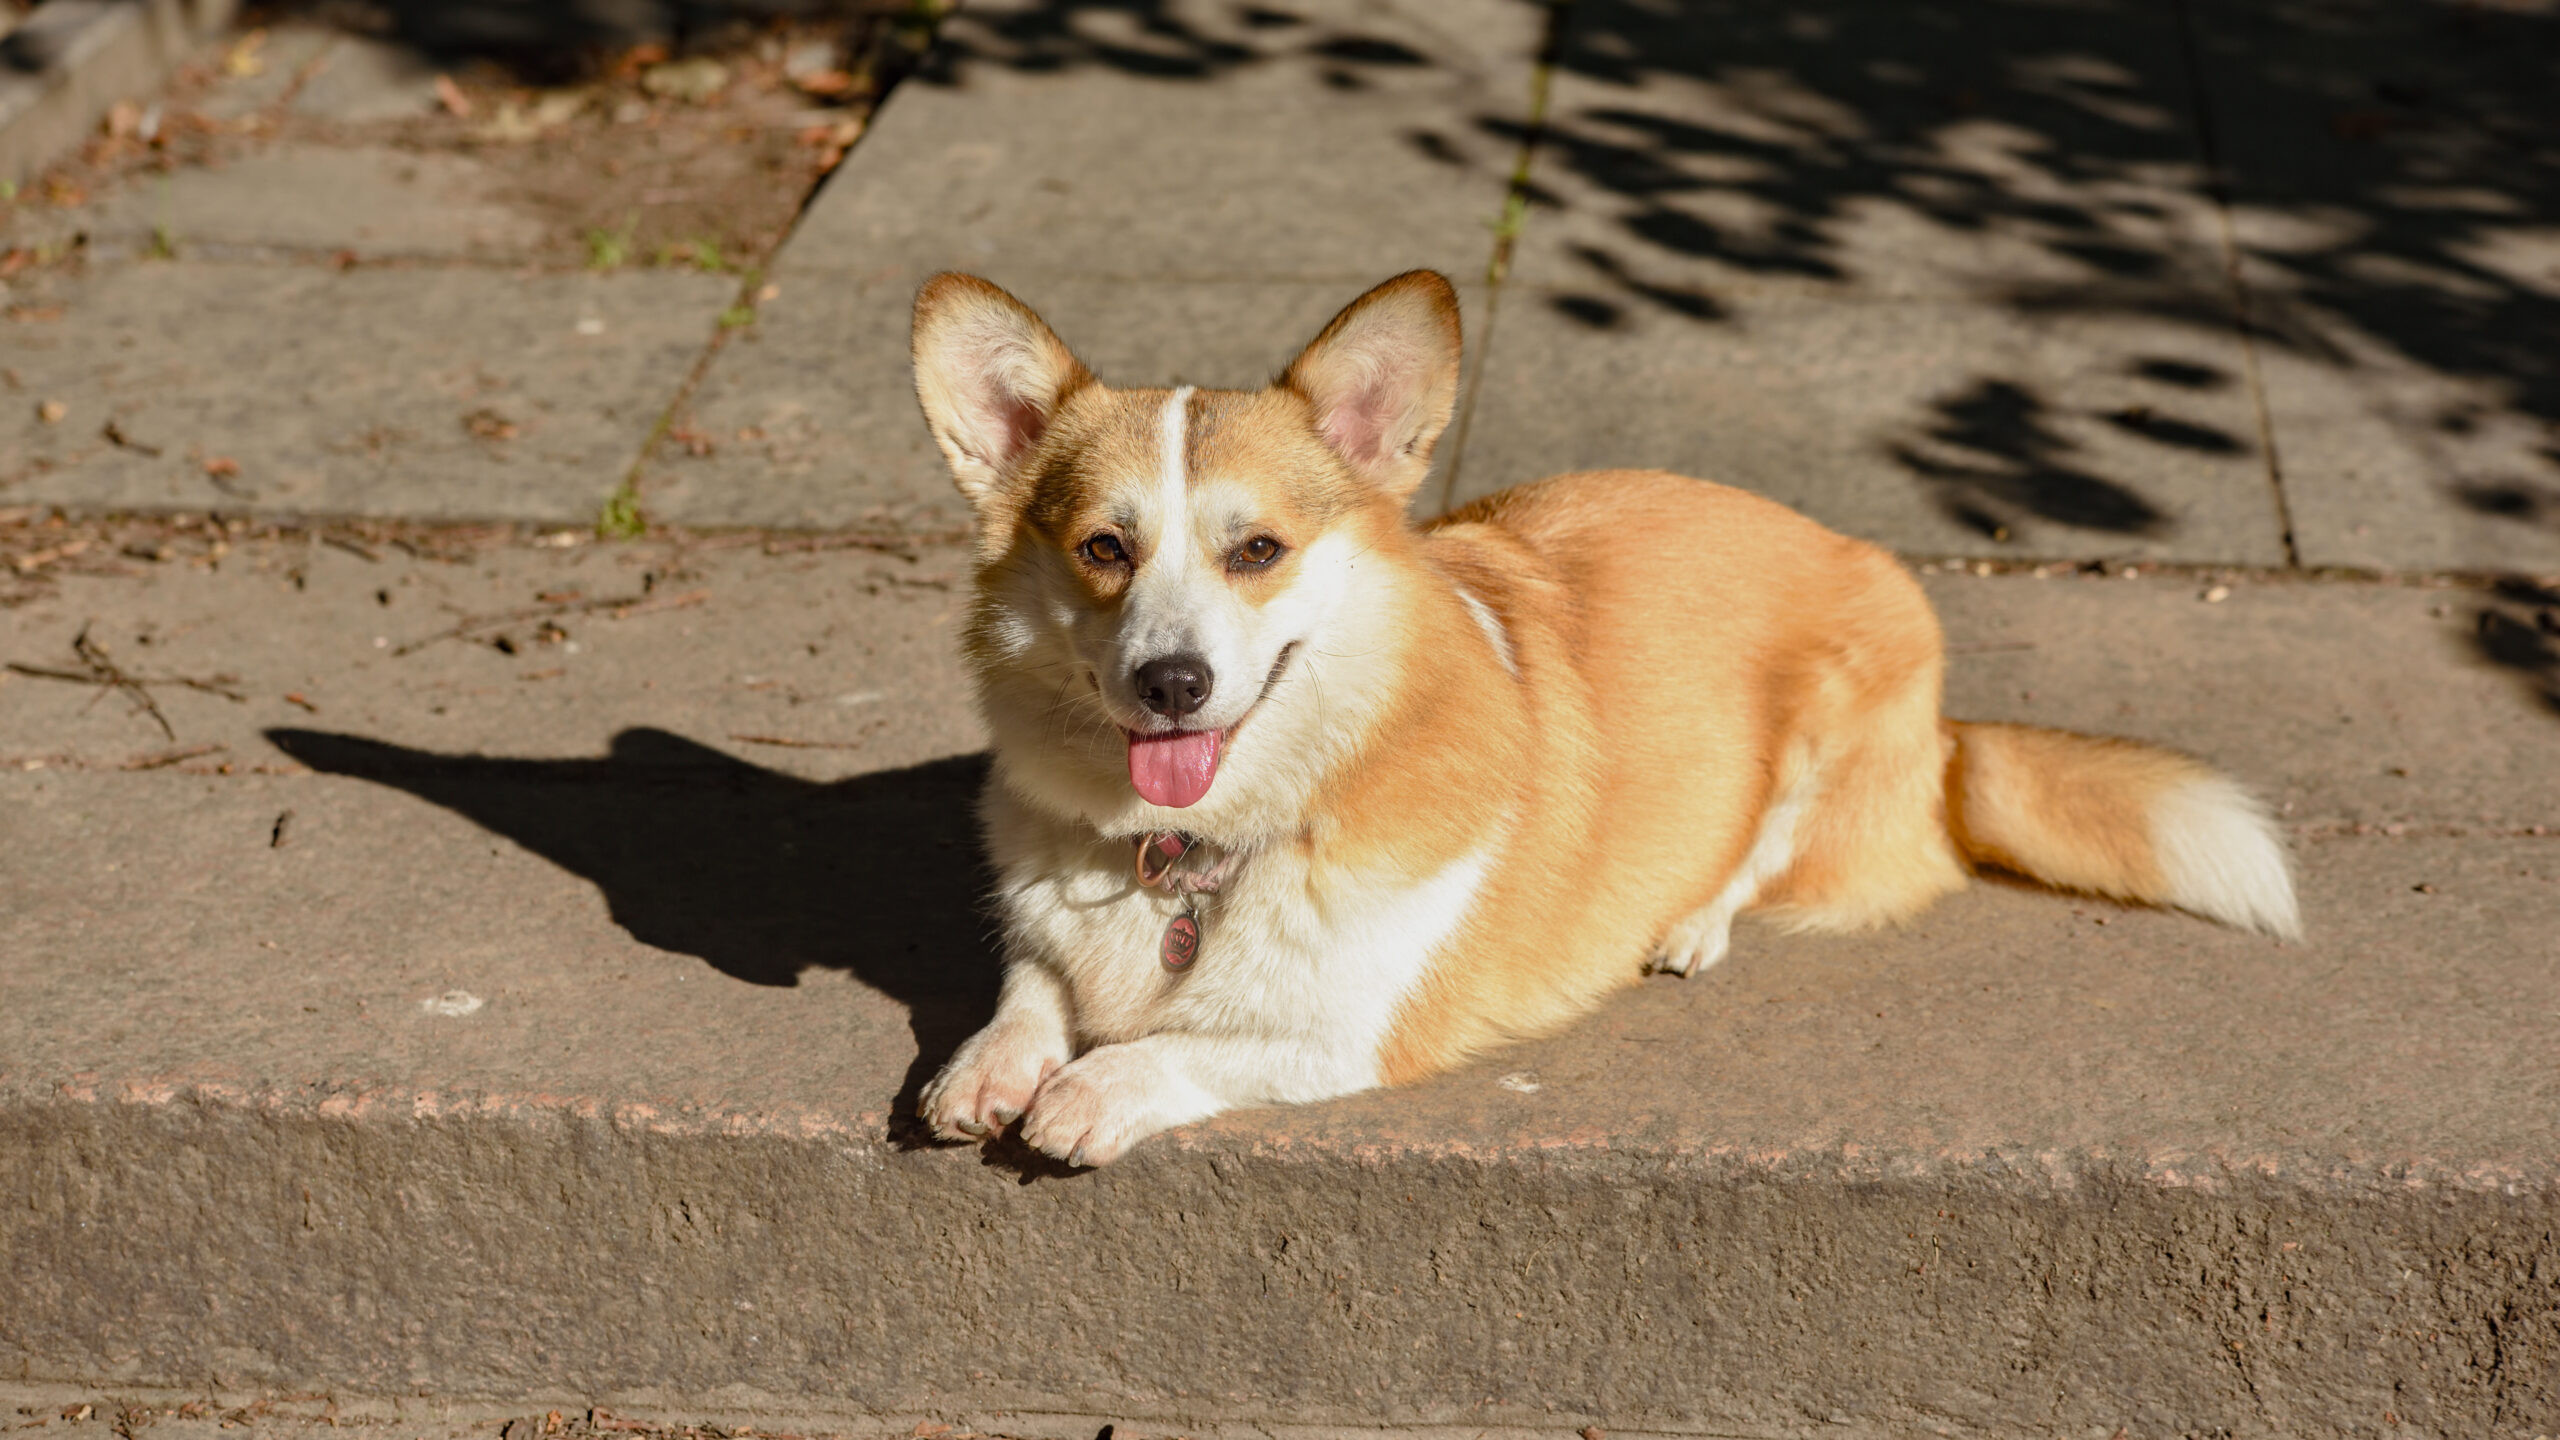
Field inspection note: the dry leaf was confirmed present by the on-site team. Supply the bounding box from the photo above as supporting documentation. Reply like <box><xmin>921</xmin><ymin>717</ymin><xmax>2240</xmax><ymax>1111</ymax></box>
<box><xmin>613</xmin><ymin>44</ymin><xmax>670</xmax><ymax>79</ymax></box>
<box><xmin>223</xmin><ymin>31</ymin><xmax>268</xmax><ymax>77</ymax></box>
<box><xmin>641</xmin><ymin>58</ymin><xmax>729</xmax><ymax>105</ymax></box>
<box><xmin>473</xmin><ymin>91</ymin><xmax>585</xmax><ymax>143</ymax></box>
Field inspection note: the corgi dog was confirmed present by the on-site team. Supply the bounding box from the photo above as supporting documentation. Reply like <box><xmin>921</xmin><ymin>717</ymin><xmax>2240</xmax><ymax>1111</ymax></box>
<box><xmin>911</xmin><ymin>270</ymin><xmax>2299</xmax><ymax>1167</ymax></box>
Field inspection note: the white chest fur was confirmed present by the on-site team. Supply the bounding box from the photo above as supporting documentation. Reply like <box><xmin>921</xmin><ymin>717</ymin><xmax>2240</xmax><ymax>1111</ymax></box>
<box><xmin>982</xmin><ymin>786</ymin><xmax>1492</xmax><ymax>1102</ymax></box>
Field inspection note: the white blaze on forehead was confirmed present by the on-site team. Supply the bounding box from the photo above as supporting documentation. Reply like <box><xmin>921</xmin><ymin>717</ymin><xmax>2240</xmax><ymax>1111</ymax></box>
<box><xmin>1156</xmin><ymin>385</ymin><xmax>1196</xmax><ymax>555</ymax></box>
<box><xmin>1118</xmin><ymin>384</ymin><xmax>1213</xmax><ymax>680</ymax></box>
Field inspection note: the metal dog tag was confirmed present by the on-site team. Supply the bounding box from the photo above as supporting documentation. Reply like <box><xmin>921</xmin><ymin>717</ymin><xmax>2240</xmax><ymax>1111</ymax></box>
<box><xmin>1161</xmin><ymin>911</ymin><xmax>1200</xmax><ymax>970</ymax></box>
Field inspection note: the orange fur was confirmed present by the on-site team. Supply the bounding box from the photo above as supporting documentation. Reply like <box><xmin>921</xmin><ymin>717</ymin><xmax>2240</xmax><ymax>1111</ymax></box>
<box><xmin>1375</xmin><ymin>471</ymin><xmax>1983</xmax><ymax>1078</ymax></box>
<box><xmin>917</xmin><ymin>269</ymin><xmax>2298</xmax><ymax>1150</ymax></box>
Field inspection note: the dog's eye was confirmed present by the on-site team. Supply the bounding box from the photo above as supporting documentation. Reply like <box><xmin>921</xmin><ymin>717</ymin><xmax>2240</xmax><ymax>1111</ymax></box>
<box><xmin>1080</xmin><ymin>533</ymin><xmax>1128</xmax><ymax>566</ymax></box>
<box><xmin>1230</xmin><ymin>536</ymin><xmax>1284</xmax><ymax>571</ymax></box>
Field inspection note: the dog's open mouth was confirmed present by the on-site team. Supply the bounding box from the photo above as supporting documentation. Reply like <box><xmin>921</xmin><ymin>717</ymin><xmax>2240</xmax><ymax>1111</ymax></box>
<box><xmin>1123</xmin><ymin>643</ymin><xmax>1296</xmax><ymax>809</ymax></box>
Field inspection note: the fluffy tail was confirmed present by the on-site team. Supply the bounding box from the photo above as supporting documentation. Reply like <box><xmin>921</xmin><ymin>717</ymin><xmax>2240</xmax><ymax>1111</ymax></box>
<box><xmin>1944</xmin><ymin>722</ymin><xmax>2301</xmax><ymax>938</ymax></box>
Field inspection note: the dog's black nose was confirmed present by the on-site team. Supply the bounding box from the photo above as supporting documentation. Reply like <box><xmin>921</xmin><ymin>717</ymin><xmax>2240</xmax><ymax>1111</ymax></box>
<box><xmin>1135</xmin><ymin>655</ymin><xmax>1213</xmax><ymax>718</ymax></box>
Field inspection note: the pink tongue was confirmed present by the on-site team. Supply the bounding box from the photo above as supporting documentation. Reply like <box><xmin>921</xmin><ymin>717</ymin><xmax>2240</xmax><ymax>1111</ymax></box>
<box><xmin>1127</xmin><ymin>729</ymin><xmax>1222</xmax><ymax>808</ymax></box>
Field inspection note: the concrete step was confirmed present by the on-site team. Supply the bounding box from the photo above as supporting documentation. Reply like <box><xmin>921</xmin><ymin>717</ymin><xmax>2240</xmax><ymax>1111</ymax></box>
<box><xmin>3</xmin><ymin>525</ymin><xmax>2557</xmax><ymax>1437</ymax></box>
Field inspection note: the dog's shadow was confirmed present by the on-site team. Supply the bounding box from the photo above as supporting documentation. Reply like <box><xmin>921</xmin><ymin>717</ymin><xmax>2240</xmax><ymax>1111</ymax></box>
<box><xmin>266</xmin><ymin>727</ymin><xmax>1007</xmax><ymax>1147</ymax></box>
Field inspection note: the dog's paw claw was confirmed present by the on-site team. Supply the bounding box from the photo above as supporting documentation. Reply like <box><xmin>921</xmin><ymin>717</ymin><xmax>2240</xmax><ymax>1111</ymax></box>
<box><xmin>921</xmin><ymin>1023</ymin><xmax>1068</xmax><ymax>1144</ymax></box>
<box><xmin>1018</xmin><ymin>1047</ymin><xmax>1178</xmax><ymax>1168</ymax></box>
<box><xmin>1649</xmin><ymin>911</ymin><xmax>1733</xmax><ymax>979</ymax></box>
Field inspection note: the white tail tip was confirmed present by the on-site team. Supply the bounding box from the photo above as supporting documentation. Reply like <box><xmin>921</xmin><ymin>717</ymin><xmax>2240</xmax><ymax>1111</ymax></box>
<box><xmin>2151</xmin><ymin>776</ymin><xmax>2302</xmax><ymax>939</ymax></box>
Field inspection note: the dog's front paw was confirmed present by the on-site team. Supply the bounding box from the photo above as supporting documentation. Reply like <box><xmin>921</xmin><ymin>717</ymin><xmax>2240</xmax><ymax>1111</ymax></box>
<box><xmin>920</xmin><ymin>1022</ymin><xmax>1069</xmax><ymax>1142</ymax></box>
<box><xmin>1019</xmin><ymin>1045</ymin><xmax>1195</xmax><ymax>1168</ymax></box>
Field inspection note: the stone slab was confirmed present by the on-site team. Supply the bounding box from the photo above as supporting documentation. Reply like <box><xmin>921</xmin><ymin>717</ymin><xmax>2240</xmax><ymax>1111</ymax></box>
<box><xmin>4</xmin><ymin>539</ymin><xmax>2559</xmax><ymax>1433</ymax></box>
<box><xmin>1457</xmin><ymin>0</ymin><xmax>2289</xmax><ymax>559</ymax></box>
<box><xmin>2189</xmin><ymin>0</ymin><xmax>2560</xmax><ymax>573</ymax></box>
<box><xmin>0</xmin><ymin>260</ymin><xmax>735</xmax><ymax>523</ymax></box>
<box><xmin>3</xmin><ymin>778</ymin><xmax>2556</xmax><ymax>1432</ymax></box>
<box><xmin>653</xmin><ymin>0</ymin><xmax>1542</xmax><ymax>533</ymax></box>
<box><xmin>0</xmin><ymin>531</ymin><xmax>985</xmax><ymax>784</ymax></box>
<box><xmin>51</xmin><ymin>142</ymin><xmax>553</xmax><ymax>261</ymax></box>
<box><xmin>650</xmin><ymin>272</ymin><xmax>1490</xmax><ymax>533</ymax></box>
<box><xmin>286</xmin><ymin>35</ymin><xmax>445</xmax><ymax>124</ymax></box>
<box><xmin>1922</xmin><ymin>567</ymin><xmax>2560</xmax><ymax>834</ymax></box>
<box><xmin>2244</xmin><ymin>306</ymin><xmax>2560</xmax><ymax>574</ymax></box>
<box><xmin>0</xmin><ymin>1393</ymin><xmax>1053</xmax><ymax>1440</ymax></box>
<box><xmin>191</xmin><ymin>23</ymin><xmax>340</xmax><ymax>123</ymax></box>
<box><xmin>771</xmin><ymin>0</ymin><xmax>1541</xmax><ymax>284</ymax></box>
<box><xmin>1454</xmin><ymin>291</ymin><xmax>2289</xmax><ymax>563</ymax></box>
<box><xmin>4</xmin><ymin>535</ymin><xmax>2553</xmax><ymax>828</ymax></box>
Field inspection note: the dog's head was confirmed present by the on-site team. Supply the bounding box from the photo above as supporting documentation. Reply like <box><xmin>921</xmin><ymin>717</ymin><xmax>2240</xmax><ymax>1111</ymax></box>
<box><xmin>912</xmin><ymin>271</ymin><xmax>1462</xmax><ymax>837</ymax></box>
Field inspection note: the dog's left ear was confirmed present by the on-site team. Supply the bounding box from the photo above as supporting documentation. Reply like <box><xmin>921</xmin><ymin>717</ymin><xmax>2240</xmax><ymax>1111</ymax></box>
<box><xmin>1280</xmin><ymin>271</ymin><xmax>1462</xmax><ymax>502</ymax></box>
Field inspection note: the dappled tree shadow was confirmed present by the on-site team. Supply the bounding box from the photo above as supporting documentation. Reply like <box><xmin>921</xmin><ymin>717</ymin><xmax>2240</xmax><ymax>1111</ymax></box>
<box><xmin>914</xmin><ymin>0</ymin><xmax>1463</xmax><ymax>92</ymax></box>
<box><xmin>921</xmin><ymin>0</ymin><xmax>1259</xmax><ymax>81</ymax></box>
<box><xmin>1504</xmin><ymin>0</ymin><xmax>2227</xmax><ymax>300</ymax></box>
<box><xmin>1491</xmin><ymin>0</ymin><xmax>2560</xmax><ymax>549</ymax></box>
<box><xmin>2199</xmin><ymin>1</ymin><xmax>2560</xmax><ymax>455</ymax></box>
<box><xmin>240</xmin><ymin>0</ymin><xmax>2559</xmax><ymax>555</ymax></box>
<box><xmin>2470</xmin><ymin>578</ymin><xmax>2560</xmax><ymax>719</ymax></box>
<box><xmin>2453</xmin><ymin>479</ymin><xmax>2560</xmax><ymax>534</ymax></box>
<box><xmin>1890</xmin><ymin>378</ymin><xmax>2168</xmax><ymax>539</ymax></box>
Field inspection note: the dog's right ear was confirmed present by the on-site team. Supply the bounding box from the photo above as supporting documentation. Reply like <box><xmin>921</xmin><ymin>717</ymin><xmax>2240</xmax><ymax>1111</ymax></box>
<box><xmin>912</xmin><ymin>274</ymin><xmax>1091</xmax><ymax>510</ymax></box>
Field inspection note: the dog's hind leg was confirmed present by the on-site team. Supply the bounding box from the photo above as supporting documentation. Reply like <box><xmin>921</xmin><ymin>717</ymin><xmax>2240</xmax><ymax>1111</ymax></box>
<box><xmin>1650</xmin><ymin>765</ymin><xmax>1819</xmax><ymax>977</ymax></box>
<box><xmin>1756</xmin><ymin>678</ymin><xmax>1968</xmax><ymax>933</ymax></box>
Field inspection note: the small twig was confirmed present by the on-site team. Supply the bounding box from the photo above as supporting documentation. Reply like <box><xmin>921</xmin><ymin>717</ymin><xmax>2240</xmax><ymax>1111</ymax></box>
<box><xmin>101</xmin><ymin>418</ymin><xmax>164</xmax><ymax>457</ymax></box>
<box><xmin>392</xmin><ymin>589</ymin><xmax>709</xmax><ymax>656</ymax></box>
<box><xmin>321</xmin><ymin>533</ymin><xmax>381</xmax><ymax>563</ymax></box>
<box><xmin>8</xmin><ymin>624</ymin><xmax>249</xmax><ymax>740</ymax></box>
<box><xmin>728</xmin><ymin>732</ymin><xmax>867</xmax><ymax>750</ymax></box>
<box><xmin>126</xmin><ymin>743</ymin><xmax>225</xmax><ymax>770</ymax></box>
<box><xmin>70</xmin><ymin>622</ymin><xmax>168</xmax><ymax>739</ymax></box>
<box><xmin>164</xmin><ymin>674</ymin><xmax>248</xmax><ymax>700</ymax></box>
<box><xmin>759</xmin><ymin>530</ymin><xmax>963</xmax><ymax>560</ymax></box>
<box><xmin>77</xmin><ymin>627</ymin><xmax>249</xmax><ymax>697</ymax></box>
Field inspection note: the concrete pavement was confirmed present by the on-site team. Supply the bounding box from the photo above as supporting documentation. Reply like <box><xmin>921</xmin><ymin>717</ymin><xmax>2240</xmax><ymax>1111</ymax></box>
<box><xmin>5</xmin><ymin>527</ymin><xmax>2556</xmax><ymax>1435</ymax></box>
<box><xmin>3</xmin><ymin>0</ymin><xmax>2559</xmax><ymax>1435</ymax></box>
